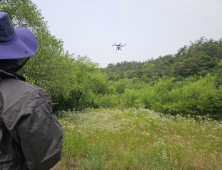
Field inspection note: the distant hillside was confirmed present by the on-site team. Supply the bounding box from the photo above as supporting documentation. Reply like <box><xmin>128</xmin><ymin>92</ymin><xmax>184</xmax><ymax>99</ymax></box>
<box><xmin>101</xmin><ymin>37</ymin><xmax>222</xmax><ymax>82</ymax></box>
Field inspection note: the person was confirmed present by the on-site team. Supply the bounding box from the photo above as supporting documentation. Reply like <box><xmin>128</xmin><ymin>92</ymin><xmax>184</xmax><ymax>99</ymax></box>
<box><xmin>0</xmin><ymin>11</ymin><xmax>63</xmax><ymax>170</ymax></box>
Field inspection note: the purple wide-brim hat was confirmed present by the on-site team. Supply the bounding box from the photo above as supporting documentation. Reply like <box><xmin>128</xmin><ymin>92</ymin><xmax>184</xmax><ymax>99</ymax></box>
<box><xmin>0</xmin><ymin>12</ymin><xmax>37</xmax><ymax>59</ymax></box>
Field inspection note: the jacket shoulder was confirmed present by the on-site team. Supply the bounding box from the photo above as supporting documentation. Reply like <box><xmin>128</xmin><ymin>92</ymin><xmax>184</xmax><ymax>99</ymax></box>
<box><xmin>0</xmin><ymin>78</ymin><xmax>43</xmax><ymax>93</ymax></box>
<box><xmin>0</xmin><ymin>78</ymin><xmax>51</xmax><ymax>114</ymax></box>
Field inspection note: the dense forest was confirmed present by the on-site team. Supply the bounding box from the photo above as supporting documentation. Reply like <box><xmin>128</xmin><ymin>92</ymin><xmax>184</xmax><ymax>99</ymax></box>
<box><xmin>1</xmin><ymin>0</ymin><xmax>222</xmax><ymax>120</ymax></box>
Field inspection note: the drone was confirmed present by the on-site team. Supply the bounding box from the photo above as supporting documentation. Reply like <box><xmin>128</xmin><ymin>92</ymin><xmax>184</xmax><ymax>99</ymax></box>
<box><xmin>111</xmin><ymin>43</ymin><xmax>126</xmax><ymax>51</ymax></box>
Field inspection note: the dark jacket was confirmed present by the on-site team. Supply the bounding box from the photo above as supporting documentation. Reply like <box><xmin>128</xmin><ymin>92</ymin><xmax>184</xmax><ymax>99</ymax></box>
<box><xmin>0</xmin><ymin>69</ymin><xmax>63</xmax><ymax>170</ymax></box>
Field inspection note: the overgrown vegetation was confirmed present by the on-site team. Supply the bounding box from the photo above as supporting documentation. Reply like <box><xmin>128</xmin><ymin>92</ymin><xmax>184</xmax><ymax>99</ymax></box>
<box><xmin>92</xmin><ymin>74</ymin><xmax>222</xmax><ymax>120</ymax></box>
<box><xmin>53</xmin><ymin>108</ymin><xmax>222</xmax><ymax>170</ymax></box>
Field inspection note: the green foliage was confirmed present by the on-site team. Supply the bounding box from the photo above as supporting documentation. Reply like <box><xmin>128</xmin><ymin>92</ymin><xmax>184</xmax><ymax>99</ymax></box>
<box><xmin>0</xmin><ymin>0</ymin><xmax>45</xmax><ymax>30</ymax></box>
<box><xmin>93</xmin><ymin>75</ymin><xmax>222</xmax><ymax>120</ymax></box>
<box><xmin>215</xmin><ymin>61</ymin><xmax>222</xmax><ymax>87</ymax></box>
<box><xmin>1</xmin><ymin>0</ymin><xmax>74</xmax><ymax>97</ymax></box>
<box><xmin>93</xmin><ymin>94</ymin><xmax>119</xmax><ymax>108</ymax></box>
<box><xmin>53</xmin><ymin>56</ymin><xmax>107</xmax><ymax>111</ymax></box>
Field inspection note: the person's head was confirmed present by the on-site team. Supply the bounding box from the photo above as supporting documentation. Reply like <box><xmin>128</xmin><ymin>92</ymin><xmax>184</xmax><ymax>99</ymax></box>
<box><xmin>0</xmin><ymin>11</ymin><xmax>37</xmax><ymax>72</ymax></box>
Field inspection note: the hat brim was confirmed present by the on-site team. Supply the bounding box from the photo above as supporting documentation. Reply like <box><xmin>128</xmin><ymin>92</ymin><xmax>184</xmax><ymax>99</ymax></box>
<box><xmin>0</xmin><ymin>27</ymin><xmax>37</xmax><ymax>59</ymax></box>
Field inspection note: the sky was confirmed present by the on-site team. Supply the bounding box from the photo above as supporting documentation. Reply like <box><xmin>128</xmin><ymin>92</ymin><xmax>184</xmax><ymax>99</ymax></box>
<box><xmin>31</xmin><ymin>0</ymin><xmax>222</xmax><ymax>68</ymax></box>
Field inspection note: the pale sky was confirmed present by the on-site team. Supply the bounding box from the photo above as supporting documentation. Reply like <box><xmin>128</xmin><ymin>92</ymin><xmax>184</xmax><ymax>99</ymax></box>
<box><xmin>32</xmin><ymin>0</ymin><xmax>222</xmax><ymax>68</ymax></box>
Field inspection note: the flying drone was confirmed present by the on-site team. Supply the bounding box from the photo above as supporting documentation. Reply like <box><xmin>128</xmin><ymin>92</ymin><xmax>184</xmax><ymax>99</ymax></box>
<box><xmin>111</xmin><ymin>43</ymin><xmax>126</xmax><ymax>51</ymax></box>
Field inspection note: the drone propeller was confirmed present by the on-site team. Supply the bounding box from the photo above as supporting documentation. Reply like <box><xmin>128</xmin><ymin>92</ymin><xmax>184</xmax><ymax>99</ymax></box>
<box><xmin>111</xmin><ymin>43</ymin><xmax>126</xmax><ymax>47</ymax></box>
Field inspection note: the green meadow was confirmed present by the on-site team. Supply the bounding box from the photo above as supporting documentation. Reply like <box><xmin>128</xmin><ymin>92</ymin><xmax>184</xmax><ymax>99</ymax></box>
<box><xmin>52</xmin><ymin>108</ymin><xmax>222</xmax><ymax>170</ymax></box>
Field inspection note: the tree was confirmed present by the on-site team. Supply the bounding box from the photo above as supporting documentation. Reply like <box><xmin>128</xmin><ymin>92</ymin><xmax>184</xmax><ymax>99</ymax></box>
<box><xmin>174</xmin><ymin>51</ymin><xmax>212</xmax><ymax>77</ymax></box>
<box><xmin>68</xmin><ymin>56</ymin><xmax>107</xmax><ymax>111</ymax></box>
<box><xmin>1</xmin><ymin>0</ymin><xmax>74</xmax><ymax>97</ymax></box>
<box><xmin>140</xmin><ymin>63</ymin><xmax>156</xmax><ymax>83</ymax></box>
<box><xmin>215</xmin><ymin>61</ymin><xmax>222</xmax><ymax>87</ymax></box>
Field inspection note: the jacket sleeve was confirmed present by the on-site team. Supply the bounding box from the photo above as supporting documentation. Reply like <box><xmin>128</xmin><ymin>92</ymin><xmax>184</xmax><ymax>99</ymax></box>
<box><xmin>3</xmin><ymin>87</ymin><xmax>63</xmax><ymax>170</ymax></box>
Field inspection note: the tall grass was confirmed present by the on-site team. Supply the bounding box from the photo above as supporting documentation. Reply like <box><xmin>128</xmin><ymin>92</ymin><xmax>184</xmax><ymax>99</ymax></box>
<box><xmin>53</xmin><ymin>107</ymin><xmax>222</xmax><ymax>170</ymax></box>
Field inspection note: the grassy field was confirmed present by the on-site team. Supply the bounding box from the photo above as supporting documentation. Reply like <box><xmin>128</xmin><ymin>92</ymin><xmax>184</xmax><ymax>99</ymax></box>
<box><xmin>52</xmin><ymin>107</ymin><xmax>222</xmax><ymax>170</ymax></box>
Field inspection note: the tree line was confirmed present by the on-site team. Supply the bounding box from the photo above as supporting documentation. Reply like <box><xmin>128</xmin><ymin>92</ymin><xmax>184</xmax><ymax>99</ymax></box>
<box><xmin>102</xmin><ymin>37</ymin><xmax>222</xmax><ymax>82</ymax></box>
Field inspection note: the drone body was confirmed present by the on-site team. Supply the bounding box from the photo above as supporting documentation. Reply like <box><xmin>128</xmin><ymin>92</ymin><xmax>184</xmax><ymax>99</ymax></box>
<box><xmin>111</xmin><ymin>43</ymin><xmax>126</xmax><ymax>51</ymax></box>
